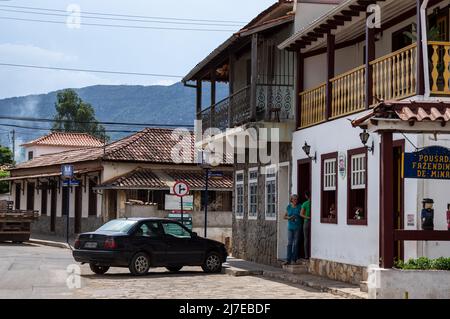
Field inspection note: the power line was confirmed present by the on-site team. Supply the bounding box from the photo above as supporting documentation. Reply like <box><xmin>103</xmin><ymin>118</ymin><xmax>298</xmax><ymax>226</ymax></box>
<box><xmin>0</xmin><ymin>8</ymin><xmax>244</xmax><ymax>27</ymax></box>
<box><xmin>0</xmin><ymin>4</ymin><xmax>247</xmax><ymax>24</ymax></box>
<box><xmin>0</xmin><ymin>16</ymin><xmax>237</xmax><ymax>32</ymax></box>
<box><xmin>0</xmin><ymin>115</ymin><xmax>194</xmax><ymax>128</ymax></box>
<box><xmin>0</xmin><ymin>62</ymin><xmax>183</xmax><ymax>78</ymax></box>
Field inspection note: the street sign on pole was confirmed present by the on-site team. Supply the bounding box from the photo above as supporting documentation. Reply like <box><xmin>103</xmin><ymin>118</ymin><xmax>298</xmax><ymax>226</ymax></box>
<box><xmin>61</xmin><ymin>164</ymin><xmax>73</xmax><ymax>247</ymax></box>
<box><xmin>173</xmin><ymin>181</ymin><xmax>190</xmax><ymax>227</ymax></box>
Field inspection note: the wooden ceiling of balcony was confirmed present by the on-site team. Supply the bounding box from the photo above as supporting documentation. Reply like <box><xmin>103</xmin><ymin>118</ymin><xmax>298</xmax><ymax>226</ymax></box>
<box><xmin>280</xmin><ymin>0</ymin><xmax>445</xmax><ymax>53</ymax></box>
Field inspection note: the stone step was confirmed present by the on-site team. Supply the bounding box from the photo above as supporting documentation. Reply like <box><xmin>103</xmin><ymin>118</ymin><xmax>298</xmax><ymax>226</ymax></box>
<box><xmin>360</xmin><ymin>281</ymin><xmax>368</xmax><ymax>293</ymax></box>
<box><xmin>282</xmin><ymin>264</ymin><xmax>308</xmax><ymax>274</ymax></box>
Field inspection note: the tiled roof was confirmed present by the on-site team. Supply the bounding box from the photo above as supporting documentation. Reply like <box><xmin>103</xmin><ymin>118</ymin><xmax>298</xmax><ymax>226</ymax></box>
<box><xmin>12</xmin><ymin>128</ymin><xmax>196</xmax><ymax>170</ymax></box>
<box><xmin>21</xmin><ymin>132</ymin><xmax>104</xmax><ymax>148</ymax></box>
<box><xmin>352</xmin><ymin>100</ymin><xmax>450</xmax><ymax>127</ymax></box>
<box><xmin>98</xmin><ymin>168</ymin><xmax>233</xmax><ymax>190</ymax></box>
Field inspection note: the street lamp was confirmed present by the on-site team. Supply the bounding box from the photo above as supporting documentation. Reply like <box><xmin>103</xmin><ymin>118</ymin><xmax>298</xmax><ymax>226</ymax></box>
<box><xmin>302</xmin><ymin>142</ymin><xmax>317</xmax><ymax>163</ymax></box>
<box><xmin>359</xmin><ymin>129</ymin><xmax>374</xmax><ymax>154</ymax></box>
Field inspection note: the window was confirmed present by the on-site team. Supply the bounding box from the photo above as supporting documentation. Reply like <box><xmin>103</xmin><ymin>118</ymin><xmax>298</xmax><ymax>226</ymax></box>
<box><xmin>265</xmin><ymin>166</ymin><xmax>277</xmax><ymax>221</ymax></box>
<box><xmin>235</xmin><ymin>171</ymin><xmax>244</xmax><ymax>219</ymax></box>
<box><xmin>248</xmin><ymin>168</ymin><xmax>258</xmax><ymax>220</ymax></box>
<box><xmin>161</xmin><ymin>222</ymin><xmax>191</xmax><ymax>239</ymax></box>
<box><xmin>97</xmin><ymin>219</ymin><xmax>137</xmax><ymax>233</ymax></box>
<box><xmin>347</xmin><ymin>148</ymin><xmax>368</xmax><ymax>226</ymax></box>
<box><xmin>392</xmin><ymin>24</ymin><xmax>414</xmax><ymax>52</ymax></box>
<box><xmin>28</xmin><ymin>151</ymin><xmax>33</xmax><ymax>161</ymax></box>
<box><xmin>321</xmin><ymin>153</ymin><xmax>338</xmax><ymax>224</ymax></box>
<box><xmin>135</xmin><ymin>222</ymin><xmax>163</xmax><ymax>238</ymax></box>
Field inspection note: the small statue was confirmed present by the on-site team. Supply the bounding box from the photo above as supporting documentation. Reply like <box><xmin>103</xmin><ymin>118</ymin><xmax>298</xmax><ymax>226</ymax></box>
<box><xmin>354</xmin><ymin>207</ymin><xmax>363</xmax><ymax>220</ymax></box>
<box><xmin>328</xmin><ymin>204</ymin><xmax>336</xmax><ymax>220</ymax></box>
<box><xmin>421</xmin><ymin>198</ymin><xmax>434</xmax><ymax>231</ymax></box>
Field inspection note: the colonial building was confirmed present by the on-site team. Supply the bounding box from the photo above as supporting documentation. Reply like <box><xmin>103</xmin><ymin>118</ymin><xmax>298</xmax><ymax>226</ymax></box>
<box><xmin>20</xmin><ymin>132</ymin><xmax>104</xmax><ymax>161</ymax></box>
<box><xmin>183</xmin><ymin>0</ymin><xmax>302</xmax><ymax>265</ymax></box>
<box><xmin>278</xmin><ymin>0</ymin><xmax>450</xmax><ymax>284</ymax></box>
<box><xmin>5</xmin><ymin>128</ymin><xmax>233</xmax><ymax>243</ymax></box>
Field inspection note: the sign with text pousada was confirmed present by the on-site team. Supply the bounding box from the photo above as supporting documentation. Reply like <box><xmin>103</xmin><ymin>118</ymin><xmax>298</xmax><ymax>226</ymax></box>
<box><xmin>403</xmin><ymin>146</ymin><xmax>450</xmax><ymax>180</ymax></box>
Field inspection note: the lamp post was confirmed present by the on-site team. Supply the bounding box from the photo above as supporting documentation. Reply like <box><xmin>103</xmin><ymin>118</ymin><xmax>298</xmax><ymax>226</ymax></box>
<box><xmin>201</xmin><ymin>150</ymin><xmax>212</xmax><ymax>238</ymax></box>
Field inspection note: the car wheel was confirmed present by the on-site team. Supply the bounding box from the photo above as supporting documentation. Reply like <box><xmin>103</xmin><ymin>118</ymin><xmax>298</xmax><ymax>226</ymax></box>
<box><xmin>166</xmin><ymin>266</ymin><xmax>183</xmax><ymax>272</ymax></box>
<box><xmin>89</xmin><ymin>263</ymin><xmax>110</xmax><ymax>275</ymax></box>
<box><xmin>201</xmin><ymin>251</ymin><xmax>222</xmax><ymax>273</ymax></box>
<box><xmin>129</xmin><ymin>252</ymin><xmax>150</xmax><ymax>276</ymax></box>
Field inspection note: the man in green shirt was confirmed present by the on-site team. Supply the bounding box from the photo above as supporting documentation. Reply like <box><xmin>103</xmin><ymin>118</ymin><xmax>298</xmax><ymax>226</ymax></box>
<box><xmin>300</xmin><ymin>190</ymin><xmax>311</xmax><ymax>259</ymax></box>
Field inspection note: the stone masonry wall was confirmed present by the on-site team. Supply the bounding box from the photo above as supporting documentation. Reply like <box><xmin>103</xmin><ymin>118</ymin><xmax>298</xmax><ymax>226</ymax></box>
<box><xmin>231</xmin><ymin>142</ymin><xmax>291</xmax><ymax>266</ymax></box>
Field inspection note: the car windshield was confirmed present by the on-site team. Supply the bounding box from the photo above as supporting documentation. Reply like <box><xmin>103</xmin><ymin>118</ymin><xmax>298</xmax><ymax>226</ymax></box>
<box><xmin>97</xmin><ymin>219</ymin><xmax>137</xmax><ymax>233</ymax></box>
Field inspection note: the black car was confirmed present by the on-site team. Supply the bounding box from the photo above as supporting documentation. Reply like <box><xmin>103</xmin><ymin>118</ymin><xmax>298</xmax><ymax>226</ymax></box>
<box><xmin>72</xmin><ymin>218</ymin><xmax>228</xmax><ymax>276</ymax></box>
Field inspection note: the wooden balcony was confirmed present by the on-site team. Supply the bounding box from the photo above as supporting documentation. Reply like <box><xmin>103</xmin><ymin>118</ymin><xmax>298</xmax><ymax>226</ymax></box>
<box><xmin>297</xmin><ymin>42</ymin><xmax>450</xmax><ymax>129</ymax></box>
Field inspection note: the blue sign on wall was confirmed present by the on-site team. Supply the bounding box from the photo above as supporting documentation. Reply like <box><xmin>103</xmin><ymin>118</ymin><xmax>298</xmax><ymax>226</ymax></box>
<box><xmin>403</xmin><ymin>146</ymin><xmax>450</xmax><ymax>180</ymax></box>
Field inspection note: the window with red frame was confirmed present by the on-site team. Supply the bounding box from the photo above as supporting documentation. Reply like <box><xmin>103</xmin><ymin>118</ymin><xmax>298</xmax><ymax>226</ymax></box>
<box><xmin>347</xmin><ymin>148</ymin><xmax>368</xmax><ymax>225</ymax></box>
<box><xmin>321</xmin><ymin>153</ymin><xmax>338</xmax><ymax>224</ymax></box>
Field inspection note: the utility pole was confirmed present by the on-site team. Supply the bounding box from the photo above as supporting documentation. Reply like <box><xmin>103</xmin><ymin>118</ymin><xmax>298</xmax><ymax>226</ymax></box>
<box><xmin>11</xmin><ymin>130</ymin><xmax>15</xmax><ymax>163</ymax></box>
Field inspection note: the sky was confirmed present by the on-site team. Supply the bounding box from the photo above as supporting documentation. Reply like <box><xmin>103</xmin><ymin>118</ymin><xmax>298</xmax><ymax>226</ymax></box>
<box><xmin>0</xmin><ymin>0</ymin><xmax>275</xmax><ymax>99</ymax></box>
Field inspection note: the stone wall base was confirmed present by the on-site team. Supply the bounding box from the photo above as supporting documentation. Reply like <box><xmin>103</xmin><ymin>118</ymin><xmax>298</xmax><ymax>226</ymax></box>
<box><xmin>308</xmin><ymin>258</ymin><xmax>368</xmax><ymax>285</ymax></box>
<box><xmin>31</xmin><ymin>216</ymin><xmax>103</xmax><ymax>237</ymax></box>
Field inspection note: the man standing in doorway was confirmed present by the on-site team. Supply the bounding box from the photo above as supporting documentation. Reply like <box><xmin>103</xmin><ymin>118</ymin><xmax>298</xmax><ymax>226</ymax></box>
<box><xmin>300</xmin><ymin>191</ymin><xmax>311</xmax><ymax>260</ymax></box>
<box><xmin>283</xmin><ymin>194</ymin><xmax>302</xmax><ymax>265</ymax></box>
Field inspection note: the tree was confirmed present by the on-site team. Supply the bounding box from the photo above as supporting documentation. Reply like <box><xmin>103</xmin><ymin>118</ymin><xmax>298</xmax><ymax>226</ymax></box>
<box><xmin>0</xmin><ymin>145</ymin><xmax>13</xmax><ymax>194</ymax></box>
<box><xmin>52</xmin><ymin>89</ymin><xmax>108</xmax><ymax>141</ymax></box>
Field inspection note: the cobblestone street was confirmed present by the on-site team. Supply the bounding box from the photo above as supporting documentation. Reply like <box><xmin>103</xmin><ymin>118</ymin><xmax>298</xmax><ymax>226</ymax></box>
<box><xmin>0</xmin><ymin>243</ymin><xmax>343</xmax><ymax>299</ymax></box>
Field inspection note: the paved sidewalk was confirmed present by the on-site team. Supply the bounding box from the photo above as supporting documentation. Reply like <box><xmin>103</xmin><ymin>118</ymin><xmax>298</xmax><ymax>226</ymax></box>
<box><xmin>30</xmin><ymin>236</ymin><xmax>367</xmax><ymax>299</ymax></box>
<box><xmin>224</xmin><ymin>258</ymin><xmax>367</xmax><ymax>299</ymax></box>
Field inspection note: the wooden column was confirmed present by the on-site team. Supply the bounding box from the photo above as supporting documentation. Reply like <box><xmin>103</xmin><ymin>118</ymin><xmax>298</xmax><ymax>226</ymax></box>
<box><xmin>365</xmin><ymin>13</ymin><xmax>375</xmax><ymax>109</ymax></box>
<box><xmin>326</xmin><ymin>33</ymin><xmax>335</xmax><ymax>119</ymax></box>
<box><xmin>296</xmin><ymin>50</ymin><xmax>304</xmax><ymax>129</ymax></box>
<box><xmin>210</xmin><ymin>69</ymin><xmax>216</xmax><ymax>107</ymax></box>
<box><xmin>228</xmin><ymin>54</ymin><xmax>235</xmax><ymax>128</ymax></box>
<box><xmin>416</xmin><ymin>0</ymin><xmax>425</xmax><ymax>96</ymax></box>
<box><xmin>380</xmin><ymin>131</ymin><xmax>394</xmax><ymax>269</ymax></box>
<box><xmin>196</xmin><ymin>80</ymin><xmax>202</xmax><ymax>120</ymax></box>
<box><xmin>250</xmin><ymin>34</ymin><xmax>258</xmax><ymax>121</ymax></box>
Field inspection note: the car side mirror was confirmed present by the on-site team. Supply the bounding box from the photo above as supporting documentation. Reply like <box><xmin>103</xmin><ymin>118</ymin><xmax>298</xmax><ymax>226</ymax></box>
<box><xmin>192</xmin><ymin>232</ymin><xmax>198</xmax><ymax>238</ymax></box>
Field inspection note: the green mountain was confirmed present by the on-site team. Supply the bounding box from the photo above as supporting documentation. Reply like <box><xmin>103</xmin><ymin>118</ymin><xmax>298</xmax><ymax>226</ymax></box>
<box><xmin>0</xmin><ymin>82</ymin><xmax>228</xmax><ymax>158</ymax></box>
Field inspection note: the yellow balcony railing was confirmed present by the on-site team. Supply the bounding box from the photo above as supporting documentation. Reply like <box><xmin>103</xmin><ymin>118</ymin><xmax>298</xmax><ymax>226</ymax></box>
<box><xmin>429</xmin><ymin>41</ymin><xmax>450</xmax><ymax>94</ymax></box>
<box><xmin>330</xmin><ymin>65</ymin><xmax>366</xmax><ymax>119</ymax></box>
<box><xmin>299</xmin><ymin>82</ymin><xmax>326</xmax><ymax>128</ymax></box>
<box><xmin>371</xmin><ymin>43</ymin><xmax>417</xmax><ymax>103</ymax></box>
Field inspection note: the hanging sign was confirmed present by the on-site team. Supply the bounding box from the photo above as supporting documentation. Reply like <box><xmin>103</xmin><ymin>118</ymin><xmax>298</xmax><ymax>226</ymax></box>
<box><xmin>403</xmin><ymin>146</ymin><xmax>450</xmax><ymax>180</ymax></box>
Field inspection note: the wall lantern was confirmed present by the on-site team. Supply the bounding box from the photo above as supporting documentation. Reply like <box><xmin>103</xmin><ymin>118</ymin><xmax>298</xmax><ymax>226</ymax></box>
<box><xmin>360</xmin><ymin>129</ymin><xmax>374</xmax><ymax>154</ymax></box>
<box><xmin>302</xmin><ymin>142</ymin><xmax>317</xmax><ymax>163</ymax></box>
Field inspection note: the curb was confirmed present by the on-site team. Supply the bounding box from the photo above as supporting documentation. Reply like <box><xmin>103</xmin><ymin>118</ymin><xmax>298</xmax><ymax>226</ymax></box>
<box><xmin>224</xmin><ymin>267</ymin><xmax>264</xmax><ymax>276</ymax></box>
<box><xmin>29</xmin><ymin>238</ymin><xmax>71</xmax><ymax>250</ymax></box>
<box><xmin>262</xmin><ymin>271</ymin><xmax>367</xmax><ymax>299</ymax></box>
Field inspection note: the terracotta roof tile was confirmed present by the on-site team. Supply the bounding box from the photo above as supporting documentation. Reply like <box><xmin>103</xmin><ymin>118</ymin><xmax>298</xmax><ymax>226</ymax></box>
<box><xmin>352</xmin><ymin>100</ymin><xmax>450</xmax><ymax>127</ymax></box>
<box><xmin>13</xmin><ymin>128</ymin><xmax>197</xmax><ymax>170</ymax></box>
<box><xmin>21</xmin><ymin>132</ymin><xmax>104</xmax><ymax>148</ymax></box>
<box><xmin>98</xmin><ymin>168</ymin><xmax>233</xmax><ymax>190</ymax></box>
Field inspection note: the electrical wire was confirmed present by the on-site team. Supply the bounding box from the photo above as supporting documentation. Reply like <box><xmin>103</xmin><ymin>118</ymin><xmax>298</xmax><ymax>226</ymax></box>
<box><xmin>0</xmin><ymin>115</ymin><xmax>194</xmax><ymax>128</ymax></box>
<box><xmin>0</xmin><ymin>62</ymin><xmax>183</xmax><ymax>78</ymax></box>
<box><xmin>0</xmin><ymin>16</ymin><xmax>237</xmax><ymax>32</ymax></box>
<box><xmin>0</xmin><ymin>8</ymin><xmax>244</xmax><ymax>27</ymax></box>
<box><xmin>0</xmin><ymin>4</ymin><xmax>247</xmax><ymax>24</ymax></box>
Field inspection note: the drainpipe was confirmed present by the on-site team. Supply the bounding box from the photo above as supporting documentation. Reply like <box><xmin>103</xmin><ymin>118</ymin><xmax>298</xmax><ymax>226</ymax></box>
<box><xmin>421</xmin><ymin>0</ymin><xmax>430</xmax><ymax>98</ymax></box>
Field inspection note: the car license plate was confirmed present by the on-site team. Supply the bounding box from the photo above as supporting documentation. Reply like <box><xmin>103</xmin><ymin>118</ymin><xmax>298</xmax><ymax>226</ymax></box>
<box><xmin>84</xmin><ymin>242</ymin><xmax>98</xmax><ymax>249</ymax></box>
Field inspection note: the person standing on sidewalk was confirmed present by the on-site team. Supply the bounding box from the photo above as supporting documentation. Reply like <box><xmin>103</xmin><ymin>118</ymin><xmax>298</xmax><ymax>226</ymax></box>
<box><xmin>283</xmin><ymin>195</ymin><xmax>302</xmax><ymax>265</ymax></box>
<box><xmin>300</xmin><ymin>191</ymin><xmax>311</xmax><ymax>260</ymax></box>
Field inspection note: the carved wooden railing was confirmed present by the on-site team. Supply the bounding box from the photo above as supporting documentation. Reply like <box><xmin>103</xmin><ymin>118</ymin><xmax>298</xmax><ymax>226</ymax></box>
<box><xmin>299</xmin><ymin>82</ymin><xmax>326</xmax><ymax>128</ymax></box>
<box><xmin>429</xmin><ymin>41</ymin><xmax>450</xmax><ymax>94</ymax></box>
<box><xmin>330</xmin><ymin>65</ymin><xmax>366</xmax><ymax>119</ymax></box>
<box><xmin>371</xmin><ymin>43</ymin><xmax>417</xmax><ymax>103</ymax></box>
